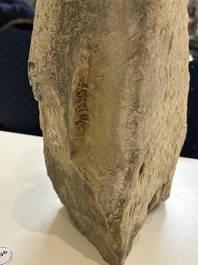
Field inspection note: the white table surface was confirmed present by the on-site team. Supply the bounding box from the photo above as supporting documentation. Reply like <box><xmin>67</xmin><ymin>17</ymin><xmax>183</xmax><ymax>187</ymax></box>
<box><xmin>0</xmin><ymin>130</ymin><xmax>198</xmax><ymax>265</ymax></box>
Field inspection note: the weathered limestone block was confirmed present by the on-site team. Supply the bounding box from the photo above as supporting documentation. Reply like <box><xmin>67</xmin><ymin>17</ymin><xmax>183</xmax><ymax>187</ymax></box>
<box><xmin>28</xmin><ymin>1</ymin><xmax>189</xmax><ymax>264</ymax></box>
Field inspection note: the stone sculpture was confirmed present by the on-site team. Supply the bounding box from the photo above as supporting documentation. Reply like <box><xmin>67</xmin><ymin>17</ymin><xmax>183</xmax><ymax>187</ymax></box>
<box><xmin>28</xmin><ymin>1</ymin><xmax>189</xmax><ymax>264</ymax></box>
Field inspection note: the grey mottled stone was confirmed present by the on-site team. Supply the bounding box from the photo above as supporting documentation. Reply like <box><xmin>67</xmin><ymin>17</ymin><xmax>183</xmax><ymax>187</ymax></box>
<box><xmin>28</xmin><ymin>1</ymin><xmax>189</xmax><ymax>264</ymax></box>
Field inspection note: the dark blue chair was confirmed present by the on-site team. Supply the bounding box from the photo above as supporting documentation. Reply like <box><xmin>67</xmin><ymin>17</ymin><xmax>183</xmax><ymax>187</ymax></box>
<box><xmin>0</xmin><ymin>20</ymin><xmax>42</xmax><ymax>136</ymax></box>
<box><xmin>181</xmin><ymin>60</ymin><xmax>198</xmax><ymax>158</ymax></box>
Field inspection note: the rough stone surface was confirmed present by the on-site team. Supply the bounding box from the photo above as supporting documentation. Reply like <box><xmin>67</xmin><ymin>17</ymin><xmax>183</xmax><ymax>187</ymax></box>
<box><xmin>28</xmin><ymin>1</ymin><xmax>189</xmax><ymax>265</ymax></box>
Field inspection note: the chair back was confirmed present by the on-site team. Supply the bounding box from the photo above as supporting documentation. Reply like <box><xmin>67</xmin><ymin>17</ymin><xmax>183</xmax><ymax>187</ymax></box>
<box><xmin>181</xmin><ymin>60</ymin><xmax>198</xmax><ymax>158</ymax></box>
<box><xmin>0</xmin><ymin>22</ymin><xmax>41</xmax><ymax>136</ymax></box>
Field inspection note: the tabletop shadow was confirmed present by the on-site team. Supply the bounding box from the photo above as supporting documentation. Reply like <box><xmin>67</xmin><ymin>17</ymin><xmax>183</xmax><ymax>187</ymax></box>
<box><xmin>12</xmin><ymin>178</ymin><xmax>108</xmax><ymax>265</ymax></box>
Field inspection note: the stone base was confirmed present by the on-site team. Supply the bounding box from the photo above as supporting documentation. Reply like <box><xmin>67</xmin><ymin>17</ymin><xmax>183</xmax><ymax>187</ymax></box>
<box><xmin>29</xmin><ymin>1</ymin><xmax>189</xmax><ymax>264</ymax></box>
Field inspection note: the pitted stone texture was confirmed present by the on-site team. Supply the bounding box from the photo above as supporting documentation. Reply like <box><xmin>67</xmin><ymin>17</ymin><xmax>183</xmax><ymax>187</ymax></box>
<box><xmin>29</xmin><ymin>1</ymin><xmax>189</xmax><ymax>264</ymax></box>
